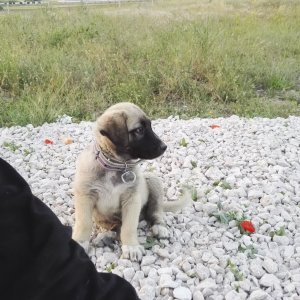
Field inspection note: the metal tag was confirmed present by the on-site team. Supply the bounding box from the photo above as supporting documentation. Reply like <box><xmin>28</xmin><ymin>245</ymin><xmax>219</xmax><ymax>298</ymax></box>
<box><xmin>121</xmin><ymin>171</ymin><xmax>136</xmax><ymax>184</ymax></box>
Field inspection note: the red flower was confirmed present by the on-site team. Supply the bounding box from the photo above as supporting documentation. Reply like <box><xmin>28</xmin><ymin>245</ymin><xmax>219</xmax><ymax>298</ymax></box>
<box><xmin>44</xmin><ymin>139</ymin><xmax>54</xmax><ymax>145</ymax></box>
<box><xmin>240</xmin><ymin>220</ymin><xmax>255</xmax><ymax>233</ymax></box>
<box><xmin>209</xmin><ymin>124</ymin><xmax>221</xmax><ymax>129</ymax></box>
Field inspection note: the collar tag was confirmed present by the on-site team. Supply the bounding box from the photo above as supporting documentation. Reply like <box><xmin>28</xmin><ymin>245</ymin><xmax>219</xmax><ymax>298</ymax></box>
<box><xmin>121</xmin><ymin>171</ymin><xmax>136</xmax><ymax>184</ymax></box>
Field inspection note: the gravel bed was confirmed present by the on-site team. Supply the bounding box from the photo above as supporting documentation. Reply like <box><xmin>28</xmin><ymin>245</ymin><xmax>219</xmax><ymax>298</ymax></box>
<box><xmin>1</xmin><ymin>115</ymin><xmax>300</xmax><ymax>300</ymax></box>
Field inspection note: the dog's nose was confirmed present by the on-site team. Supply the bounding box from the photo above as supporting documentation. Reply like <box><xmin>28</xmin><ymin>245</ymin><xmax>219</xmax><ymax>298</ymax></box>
<box><xmin>160</xmin><ymin>143</ymin><xmax>167</xmax><ymax>152</ymax></box>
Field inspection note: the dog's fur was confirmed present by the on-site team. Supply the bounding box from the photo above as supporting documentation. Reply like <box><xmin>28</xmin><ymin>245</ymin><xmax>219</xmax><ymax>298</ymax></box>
<box><xmin>72</xmin><ymin>102</ymin><xmax>188</xmax><ymax>261</ymax></box>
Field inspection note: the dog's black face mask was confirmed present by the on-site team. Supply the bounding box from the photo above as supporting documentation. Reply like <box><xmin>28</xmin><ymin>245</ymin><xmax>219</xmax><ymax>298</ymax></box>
<box><xmin>98</xmin><ymin>112</ymin><xmax>166</xmax><ymax>160</ymax></box>
<box><xmin>127</xmin><ymin>119</ymin><xmax>167</xmax><ymax>160</ymax></box>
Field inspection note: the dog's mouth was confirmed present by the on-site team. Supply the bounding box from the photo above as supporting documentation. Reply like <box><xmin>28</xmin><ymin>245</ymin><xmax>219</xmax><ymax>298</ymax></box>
<box><xmin>128</xmin><ymin>141</ymin><xmax>167</xmax><ymax>160</ymax></box>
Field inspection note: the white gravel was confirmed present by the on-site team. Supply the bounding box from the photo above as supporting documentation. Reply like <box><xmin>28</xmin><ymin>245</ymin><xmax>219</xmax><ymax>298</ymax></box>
<box><xmin>1</xmin><ymin>114</ymin><xmax>300</xmax><ymax>300</ymax></box>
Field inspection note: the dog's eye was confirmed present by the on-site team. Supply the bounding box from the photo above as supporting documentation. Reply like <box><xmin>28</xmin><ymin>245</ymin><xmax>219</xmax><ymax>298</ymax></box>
<box><xmin>134</xmin><ymin>127</ymin><xmax>144</xmax><ymax>135</ymax></box>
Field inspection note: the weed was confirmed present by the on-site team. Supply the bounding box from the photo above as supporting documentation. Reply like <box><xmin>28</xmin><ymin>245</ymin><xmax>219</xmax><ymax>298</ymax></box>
<box><xmin>234</xmin><ymin>284</ymin><xmax>240</xmax><ymax>293</ymax></box>
<box><xmin>23</xmin><ymin>148</ymin><xmax>33</xmax><ymax>156</ymax></box>
<box><xmin>198</xmin><ymin>139</ymin><xmax>207</xmax><ymax>144</ymax></box>
<box><xmin>238</xmin><ymin>244</ymin><xmax>258</xmax><ymax>259</ymax></box>
<box><xmin>105</xmin><ymin>262</ymin><xmax>116</xmax><ymax>273</ymax></box>
<box><xmin>3</xmin><ymin>141</ymin><xmax>21</xmax><ymax>152</ymax></box>
<box><xmin>179</xmin><ymin>138</ymin><xmax>188</xmax><ymax>147</ymax></box>
<box><xmin>190</xmin><ymin>160</ymin><xmax>197</xmax><ymax>169</ymax></box>
<box><xmin>147</xmin><ymin>165</ymin><xmax>156</xmax><ymax>172</ymax></box>
<box><xmin>226</xmin><ymin>259</ymin><xmax>244</xmax><ymax>281</ymax></box>
<box><xmin>213</xmin><ymin>180</ymin><xmax>221</xmax><ymax>187</ymax></box>
<box><xmin>269</xmin><ymin>226</ymin><xmax>285</xmax><ymax>240</ymax></box>
<box><xmin>213</xmin><ymin>180</ymin><xmax>232</xmax><ymax>190</ymax></box>
<box><xmin>210</xmin><ymin>203</ymin><xmax>247</xmax><ymax>226</ymax></box>
<box><xmin>219</xmin><ymin>181</ymin><xmax>232</xmax><ymax>190</ymax></box>
<box><xmin>204</xmin><ymin>189</ymin><xmax>211</xmax><ymax>195</ymax></box>
<box><xmin>191</xmin><ymin>188</ymin><xmax>198</xmax><ymax>202</ymax></box>
<box><xmin>144</xmin><ymin>236</ymin><xmax>163</xmax><ymax>250</ymax></box>
<box><xmin>211</xmin><ymin>209</ymin><xmax>241</xmax><ymax>225</ymax></box>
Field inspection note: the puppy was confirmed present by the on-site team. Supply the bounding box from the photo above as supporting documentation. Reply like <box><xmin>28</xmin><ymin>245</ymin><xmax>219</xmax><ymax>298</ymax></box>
<box><xmin>72</xmin><ymin>102</ymin><xmax>188</xmax><ymax>261</ymax></box>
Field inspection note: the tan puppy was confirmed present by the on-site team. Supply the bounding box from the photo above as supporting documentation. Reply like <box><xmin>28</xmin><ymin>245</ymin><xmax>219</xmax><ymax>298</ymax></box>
<box><xmin>72</xmin><ymin>102</ymin><xmax>188</xmax><ymax>261</ymax></box>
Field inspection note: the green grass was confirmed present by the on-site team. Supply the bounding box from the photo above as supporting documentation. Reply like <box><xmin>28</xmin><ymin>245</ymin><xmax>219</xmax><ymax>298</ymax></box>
<box><xmin>1</xmin><ymin>0</ymin><xmax>300</xmax><ymax>126</ymax></box>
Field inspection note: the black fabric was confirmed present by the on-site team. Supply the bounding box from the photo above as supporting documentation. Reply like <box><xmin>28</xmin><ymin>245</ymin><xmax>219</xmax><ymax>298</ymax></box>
<box><xmin>0</xmin><ymin>158</ymin><xmax>140</xmax><ymax>300</ymax></box>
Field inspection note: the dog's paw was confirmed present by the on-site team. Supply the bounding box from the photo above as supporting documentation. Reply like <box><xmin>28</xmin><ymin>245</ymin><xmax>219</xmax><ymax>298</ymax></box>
<box><xmin>152</xmin><ymin>224</ymin><xmax>169</xmax><ymax>239</ymax></box>
<box><xmin>121</xmin><ymin>245</ymin><xmax>145</xmax><ymax>261</ymax></box>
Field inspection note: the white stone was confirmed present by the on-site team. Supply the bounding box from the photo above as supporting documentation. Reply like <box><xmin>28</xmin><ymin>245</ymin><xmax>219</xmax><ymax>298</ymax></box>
<box><xmin>173</xmin><ymin>286</ymin><xmax>192</xmax><ymax>300</ymax></box>
<box><xmin>284</xmin><ymin>283</ymin><xmax>295</xmax><ymax>293</ymax></box>
<box><xmin>249</xmin><ymin>289</ymin><xmax>269</xmax><ymax>300</ymax></box>
<box><xmin>198</xmin><ymin>278</ymin><xmax>217</xmax><ymax>290</ymax></box>
<box><xmin>102</xmin><ymin>252</ymin><xmax>118</xmax><ymax>264</ymax></box>
<box><xmin>156</xmin><ymin>248</ymin><xmax>170</xmax><ymax>258</ymax></box>
<box><xmin>250</xmin><ymin>260</ymin><xmax>265</xmax><ymax>278</ymax></box>
<box><xmin>242</xmin><ymin>235</ymin><xmax>252</xmax><ymax>247</ymax></box>
<box><xmin>259</xmin><ymin>274</ymin><xmax>280</xmax><ymax>288</ymax></box>
<box><xmin>225</xmin><ymin>290</ymin><xmax>246</xmax><ymax>300</ymax></box>
<box><xmin>202</xmin><ymin>251</ymin><xmax>212</xmax><ymax>262</ymax></box>
<box><xmin>240</xmin><ymin>279</ymin><xmax>251</xmax><ymax>292</ymax></box>
<box><xmin>160</xmin><ymin>287</ymin><xmax>170</xmax><ymax>296</ymax></box>
<box><xmin>262</xmin><ymin>258</ymin><xmax>278</xmax><ymax>274</ymax></box>
<box><xmin>148</xmin><ymin>268</ymin><xmax>158</xmax><ymax>280</ymax></box>
<box><xmin>211</xmin><ymin>247</ymin><xmax>225</xmax><ymax>258</ymax></box>
<box><xmin>139</xmin><ymin>278</ymin><xmax>156</xmax><ymax>287</ymax></box>
<box><xmin>183</xmin><ymin>156</ymin><xmax>195</xmax><ymax>169</ymax></box>
<box><xmin>132</xmin><ymin>271</ymin><xmax>144</xmax><ymax>282</ymax></box>
<box><xmin>123</xmin><ymin>267</ymin><xmax>135</xmax><ymax>282</ymax></box>
<box><xmin>259</xmin><ymin>223</ymin><xmax>271</xmax><ymax>234</ymax></box>
<box><xmin>248</xmin><ymin>188</ymin><xmax>264</xmax><ymax>199</ymax></box>
<box><xmin>141</xmin><ymin>255</ymin><xmax>156</xmax><ymax>266</ymax></box>
<box><xmin>273</xmin><ymin>235</ymin><xmax>290</xmax><ymax>246</ymax></box>
<box><xmin>196</xmin><ymin>264</ymin><xmax>210</xmax><ymax>280</ymax></box>
<box><xmin>139</xmin><ymin>285</ymin><xmax>156</xmax><ymax>300</ymax></box>
<box><xmin>157</xmin><ymin>267</ymin><xmax>173</xmax><ymax>275</ymax></box>
<box><xmin>181</xmin><ymin>261</ymin><xmax>191</xmax><ymax>272</ymax></box>
<box><xmin>176</xmin><ymin>271</ymin><xmax>189</xmax><ymax>282</ymax></box>
<box><xmin>223</xmin><ymin>241</ymin><xmax>239</xmax><ymax>251</ymax></box>
<box><xmin>118</xmin><ymin>259</ymin><xmax>132</xmax><ymax>267</ymax></box>
<box><xmin>159</xmin><ymin>274</ymin><xmax>179</xmax><ymax>288</ymax></box>
<box><xmin>202</xmin><ymin>203</ymin><xmax>218</xmax><ymax>215</ymax></box>
<box><xmin>192</xmin><ymin>290</ymin><xmax>204</xmax><ymax>300</ymax></box>
<box><xmin>291</xmin><ymin>274</ymin><xmax>300</xmax><ymax>282</ymax></box>
<box><xmin>283</xmin><ymin>245</ymin><xmax>294</xmax><ymax>259</ymax></box>
<box><xmin>260</xmin><ymin>196</ymin><xmax>273</xmax><ymax>207</ymax></box>
<box><xmin>204</xmin><ymin>167</ymin><xmax>224</xmax><ymax>181</ymax></box>
<box><xmin>226</xmin><ymin>175</ymin><xmax>236</xmax><ymax>185</ymax></box>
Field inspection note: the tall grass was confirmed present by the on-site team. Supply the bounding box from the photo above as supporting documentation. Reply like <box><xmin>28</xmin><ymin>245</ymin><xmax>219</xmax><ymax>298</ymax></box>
<box><xmin>0</xmin><ymin>0</ymin><xmax>300</xmax><ymax>126</ymax></box>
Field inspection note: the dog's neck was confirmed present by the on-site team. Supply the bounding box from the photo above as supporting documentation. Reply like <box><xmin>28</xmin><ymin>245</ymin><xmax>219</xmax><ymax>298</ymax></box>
<box><xmin>94</xmin><ymin>142</ymin><xmax>141</xmax><ymax>172</ymax></box>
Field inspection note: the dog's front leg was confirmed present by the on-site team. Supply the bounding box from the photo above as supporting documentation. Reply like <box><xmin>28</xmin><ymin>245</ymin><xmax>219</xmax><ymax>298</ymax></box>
<box><xmin>120</xmin><ymin>196</ymin><xmax>145</xmax><ymax>262</ymax></box>
<box><xmin>72</xmin><ymin>193</ymin><xmax>94</xmax><ymax>251</ymax></box>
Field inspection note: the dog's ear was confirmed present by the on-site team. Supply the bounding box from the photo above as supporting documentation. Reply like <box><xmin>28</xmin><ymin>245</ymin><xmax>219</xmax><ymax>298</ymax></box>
<box><xmin>98</xmin><ymin>112</ymin><xmax>129</xmax><ymax>148</ymax></box>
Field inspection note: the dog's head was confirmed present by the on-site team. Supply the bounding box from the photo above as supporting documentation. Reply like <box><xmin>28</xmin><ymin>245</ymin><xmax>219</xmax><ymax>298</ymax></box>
<box><xmin>95</xmin><ymin>102</ymin><xmax>167</xmax><ymax>160</ymax></box>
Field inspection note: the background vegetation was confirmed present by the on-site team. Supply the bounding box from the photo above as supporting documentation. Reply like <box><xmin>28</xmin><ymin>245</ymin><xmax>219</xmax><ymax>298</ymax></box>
<box><xmin>0</xmin><ymin>0</ymin><xmax>300</xmax><ymax>126</ymax></box>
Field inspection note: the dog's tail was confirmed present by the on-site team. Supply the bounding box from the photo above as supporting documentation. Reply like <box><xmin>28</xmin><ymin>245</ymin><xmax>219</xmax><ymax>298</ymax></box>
<box><xmin>162</xmin><ymin>189</ymin><xmax>192</xmax><ymax>213</ymax></box>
